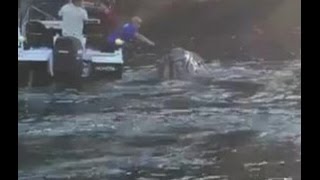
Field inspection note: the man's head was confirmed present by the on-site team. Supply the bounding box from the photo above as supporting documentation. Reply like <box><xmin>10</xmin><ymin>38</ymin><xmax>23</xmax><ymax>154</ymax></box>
<box><xmin>131</xmin><ymin>16</ymin><xmax>143</xmax><ymax>28</ymax></box>
<box><xmin>72</xmin><ymin>0</ymin><xmax>83</xmax><ymax>7</ymax></box>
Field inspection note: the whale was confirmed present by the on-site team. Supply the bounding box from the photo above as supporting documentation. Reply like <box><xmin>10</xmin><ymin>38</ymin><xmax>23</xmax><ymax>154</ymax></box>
<box><xmin>156</xmin><ymin>48</ymin><xmax>210</xmax><ymax>80</ymax></box>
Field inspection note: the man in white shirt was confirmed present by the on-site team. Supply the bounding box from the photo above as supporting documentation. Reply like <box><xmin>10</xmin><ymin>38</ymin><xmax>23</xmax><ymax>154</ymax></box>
<box><xmin>58</xmin><ymin>0</ymin><xmax>88</xmax><ymax>41</ymax></box>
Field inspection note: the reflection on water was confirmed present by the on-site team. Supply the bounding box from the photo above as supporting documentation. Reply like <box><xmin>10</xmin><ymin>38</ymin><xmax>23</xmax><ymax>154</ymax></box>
<box><xmin>18</xmin><ymin>59</ymin><xmax>300</xmax><ymax>179</ymax></box>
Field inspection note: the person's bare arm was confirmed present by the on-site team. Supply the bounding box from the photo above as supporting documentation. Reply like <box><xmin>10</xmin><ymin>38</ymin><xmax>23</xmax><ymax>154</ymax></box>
<box><xmin>135</xmin><ymin>33</ymin><xmax>155</xmax><ymax>46</ymax></box>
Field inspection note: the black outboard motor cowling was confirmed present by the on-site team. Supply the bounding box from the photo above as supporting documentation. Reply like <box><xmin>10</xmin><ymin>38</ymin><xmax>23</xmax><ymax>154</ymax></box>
<box><xmin>53</xmin><ymin>36</ymin><xmax>83</xmax><ymax>87</ymax></box>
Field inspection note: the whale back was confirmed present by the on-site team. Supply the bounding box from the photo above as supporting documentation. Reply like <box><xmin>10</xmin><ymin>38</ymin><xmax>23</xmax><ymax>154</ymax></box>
<box><xmin>157</xmin><ymin>48</ymin><xmax>209</xmax><ymax>80</ymax></box>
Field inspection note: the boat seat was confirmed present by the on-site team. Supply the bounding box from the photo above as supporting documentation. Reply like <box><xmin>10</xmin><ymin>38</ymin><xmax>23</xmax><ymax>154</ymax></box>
<box><xmin>25</xmin><ymin>21</ymin><xmax>54</xmax><ymax>49</ymax></box>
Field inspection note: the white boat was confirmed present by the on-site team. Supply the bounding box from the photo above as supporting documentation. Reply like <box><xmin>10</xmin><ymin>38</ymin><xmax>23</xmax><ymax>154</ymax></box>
<box><xmin>18</xmin><ymin>0</ymin><xmax>124</xmax><ymax>87</ymax></box>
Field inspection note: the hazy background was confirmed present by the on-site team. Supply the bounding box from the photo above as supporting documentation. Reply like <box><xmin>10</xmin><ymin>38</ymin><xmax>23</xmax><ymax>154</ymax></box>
<box><xmin>116</xmin><ymin>0</ymin><xmax>300</xmax><ymax>60</ymax></box>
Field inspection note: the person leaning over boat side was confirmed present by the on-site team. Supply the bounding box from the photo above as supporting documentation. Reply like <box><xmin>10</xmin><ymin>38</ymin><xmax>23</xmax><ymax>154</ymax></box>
<box><xmin>58</xmin><ymin>0</ymin><xmax>88</xmax><ymax>42</ymax></box>
<box><xmin>106</xmin><ymin>16</ymin><xmax>155</xmax><ymax>51</ymax></box>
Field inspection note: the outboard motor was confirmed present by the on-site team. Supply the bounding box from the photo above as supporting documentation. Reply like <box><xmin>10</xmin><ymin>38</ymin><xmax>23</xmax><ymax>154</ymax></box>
<box><xmin>53</xmin><ymin>36</ymin><xmax>83</xmax><ymax>88</ymax></box>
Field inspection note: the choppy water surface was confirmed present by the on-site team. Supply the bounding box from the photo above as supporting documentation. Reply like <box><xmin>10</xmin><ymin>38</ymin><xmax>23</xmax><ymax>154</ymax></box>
<box><xmin>18</xmin><ymin>59</ymin><xmax>301</xmax><ymax>180</ymax></box>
